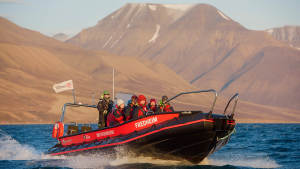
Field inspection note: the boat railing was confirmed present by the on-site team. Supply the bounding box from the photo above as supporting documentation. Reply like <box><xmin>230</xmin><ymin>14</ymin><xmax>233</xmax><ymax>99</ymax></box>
<box><xmin>60</xmin><ymin>103</ymin><xmax>97</xmax><ymax>122</ymax></box>
<box><xmin>59</xmin><ymin>89</ymin><xmax>225</xmax><ymax>122</ymax></box>
<box><xmin>223</xmin><ymin>93</ymin><xmax>239</xmax><ymax>118</ymax></box>
<box><xmin>166</xmin><ymin>89</ymin><xmax>217</xmax><ymax>116</ymax></box>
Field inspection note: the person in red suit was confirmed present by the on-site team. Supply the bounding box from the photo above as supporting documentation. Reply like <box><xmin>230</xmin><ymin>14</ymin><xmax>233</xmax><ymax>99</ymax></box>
<box><xmin>134</xmin><ymin>95</ymin><xmax>148</xmax><ymax>119</ymax></box>
<box><xmin>107</xmin><ymin>99</ymin><xmax>125</xmax><ymax>127</ymax></box>
<box><xmin>159</xmin><ymin>95</ymin><xmax>174</xmax><ymax>112</ymax></box>
<box><xmin>124</xmin><ymin>95</ymin><xmax>138</xmax><ymax>121</ymax></box>
<box><xmin>148</xmin><ymin>98</ymin><xmax>158</xmax><ymax>114</ymax></box>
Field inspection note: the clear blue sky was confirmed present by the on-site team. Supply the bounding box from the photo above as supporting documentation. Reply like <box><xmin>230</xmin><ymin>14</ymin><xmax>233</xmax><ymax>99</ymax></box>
<box><xmin>0</xmin><ymin>0</ymin><xmax>299</xmax><ymax>36</ymax></box>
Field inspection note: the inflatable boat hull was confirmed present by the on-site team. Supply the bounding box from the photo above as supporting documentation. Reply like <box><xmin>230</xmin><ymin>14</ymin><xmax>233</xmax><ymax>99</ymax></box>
<box><xmin>47</xmin><ymin>112</ymin><xmax>235</xmax><ymax>164</ymax></box>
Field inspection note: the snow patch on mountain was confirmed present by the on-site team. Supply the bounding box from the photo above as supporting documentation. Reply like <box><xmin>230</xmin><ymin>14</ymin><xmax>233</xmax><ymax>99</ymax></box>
<box><xmin>217</xmin><ymin>10</ymin><xmax>230</xmax><ymax>21</ymax></box>
<box><xmin>111</xmin><ymin>35</ymin><xmax>122</xmax><ymax>48</ymax></box>
<box><xmin>115</xmin><ymin>3</ymin><xmax>142</xmax><ymax>20</ymax></box>
<box><xmin>103</xmin><ymin>36</ymin><xmax>112</xmax><ymax>48</ymax></box>
<box><xmin>148</xmin><ymin>5</ymin><xmax>157</xmax><ymax>11</ymax></box>
<box><xmin>289</xmin><ymin>44</ymin><xmax>300</xmax><ymax>50</ymax></box>
<box><xmin>266</xmin><ymin>29</ymin><xmax>274</xmax><ymax>34</ymax></box>
<box><xmin>52</xmin><ymin>33</ymin><xmax>70</xmax><ymax>42</ymax></box>
<box><xmin>148</xmin><ymin>24</ymin><xmax>160</xmax><ymax>43</ymax></box>
<box><xmin>162</xmin><ymin>4</ymin><xmax>195</xmax><ymax>11</ymax></box>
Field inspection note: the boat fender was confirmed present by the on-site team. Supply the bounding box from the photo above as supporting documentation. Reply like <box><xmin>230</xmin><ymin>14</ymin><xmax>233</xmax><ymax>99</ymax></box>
<box><xmin>52</xmin><ymin>122</ymin><xmax>64</xmax><ymax>138</ymax></box>
<box><xmin>52</xmin><ymin>122</ymin><xmax>58</xmax><ymax>138</ymax></box>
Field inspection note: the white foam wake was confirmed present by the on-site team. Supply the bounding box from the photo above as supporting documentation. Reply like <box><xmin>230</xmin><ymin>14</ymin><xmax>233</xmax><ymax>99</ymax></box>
<box><xmin>0</xmin><ymin>129</ymin><xmax>64</xmax><ymax>161</ymax></box>
<box><xmin>0</xmin><ymin>129</ymin><xmax>281</xmax><ymax>168</ymax></box>
<box><xmin>0</xmin><ymin>130</ymin><xmax>40</xmax><ymax>160</ymax></box>
<box><xmin>208</xmin><ymin>156</ymin><xmax>280</xmax><ymax>168</ymax></box>
<box><xmin>111</xmin><ymin>155</ymin><xmax>183</xmax><ymax>166</ymax></box>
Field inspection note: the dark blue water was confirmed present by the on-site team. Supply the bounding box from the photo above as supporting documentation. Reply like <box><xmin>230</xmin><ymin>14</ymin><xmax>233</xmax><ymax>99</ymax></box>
<box><xmin>0</xmin><ymin>124</ymin><xmax>299</xmax><ymax>169</ymax></box>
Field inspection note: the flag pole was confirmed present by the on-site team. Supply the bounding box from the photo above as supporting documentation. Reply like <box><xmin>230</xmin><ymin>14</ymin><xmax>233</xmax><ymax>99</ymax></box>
<box><xmin>113</xmin><ymin>68</ymin><xmax>115</xmax><ymax>101</ymax></box>
<box><xmin>72</xmin><ymin>89</ymin><xmax>76</xmax><ymax>104</ymax></box>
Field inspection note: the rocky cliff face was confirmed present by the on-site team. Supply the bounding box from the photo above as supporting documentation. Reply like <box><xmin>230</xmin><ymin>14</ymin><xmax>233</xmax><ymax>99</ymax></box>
<box><xmin>67</xmin><ymin>3</ymin><xmax>300</xmax><ymax>110</ymax></box>
<box><xmin>266</xmin><ymin>26</ymin><xmax>300</xmax><ymax>49</ymax></box>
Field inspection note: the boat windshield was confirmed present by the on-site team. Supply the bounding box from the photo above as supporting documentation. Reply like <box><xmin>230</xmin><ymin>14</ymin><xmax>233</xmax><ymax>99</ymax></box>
<box><xmin>114</xmin><ymin>92</ymin><xmax>134</xmax><ymax>106</ymax></box>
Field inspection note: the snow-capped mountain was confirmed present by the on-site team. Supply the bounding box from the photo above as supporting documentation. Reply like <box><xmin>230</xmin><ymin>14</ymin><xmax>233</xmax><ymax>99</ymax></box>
<box><xmin>52</xmin><ymin>33</ymin><xmax>70</xmax><ymax>41</ymax></box>
<box><xmin>67</xmin><ymin>3</ymin><xmax>300</xmax><ymax>111</ymax></box>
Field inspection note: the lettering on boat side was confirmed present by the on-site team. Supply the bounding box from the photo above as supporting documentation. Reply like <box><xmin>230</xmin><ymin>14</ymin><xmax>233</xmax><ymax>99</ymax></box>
<box><xmin>62</xmin><ymin>139</ymin><xmax>72</xmax><ymax>144</ymax></box>
<box><xmin>135</xmin><ymin>116</ymin><xmax>158</xmax><ymax>128</ymax></box>
<box><xmin>96</xmin><ymin>130</ymin><xmax>115</xmax><ymax>137</ymax></box>
<box><xmin>83</xmin><ymin>135</ymin><xmax>91</xmax><ymax>139</ymax></box>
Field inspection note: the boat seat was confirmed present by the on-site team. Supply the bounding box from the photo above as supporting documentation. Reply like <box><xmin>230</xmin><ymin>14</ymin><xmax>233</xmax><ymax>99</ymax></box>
<box><xmin>81</xmin><ymin>125</ymin><xmax>92</xmax><ymax>133</ymax></box>
<box><xmin>67</xmin><ymin>125</ymin><xmax>79</xmax><ymax>135</ymax></box>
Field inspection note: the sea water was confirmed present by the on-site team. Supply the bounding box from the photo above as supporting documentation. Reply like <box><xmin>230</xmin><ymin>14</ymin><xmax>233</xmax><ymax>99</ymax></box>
<box><xmin>0</xmin><ymin>124</ymin><xmax>299</xmax><ymax>169</ymax></box>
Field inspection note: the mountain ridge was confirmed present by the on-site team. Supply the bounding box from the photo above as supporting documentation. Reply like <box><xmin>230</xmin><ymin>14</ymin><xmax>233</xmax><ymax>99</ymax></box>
<box><xmin>266</xmin><ymin>25</ymin><xmax>300</xmax><ymax>49</ymax></box>
<box><xmin>1</xmin><ymin>8</ymin><xmax>300</xmax><ymax>124</ymax></box>
<box><xmin>67</xmin><ymin>3</ymin><xmax>300</xmax><ymax>110</ymax></box>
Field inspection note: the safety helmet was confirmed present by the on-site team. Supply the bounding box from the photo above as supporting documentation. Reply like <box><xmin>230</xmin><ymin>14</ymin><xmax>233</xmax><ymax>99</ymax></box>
<box><xmin>138</xmin><ymin>95</ymin><xmax>146</xmax><ymax>102</ymax></box>
<box><xmin>162</xmin><ymin>95</ymin><xmax>168</xmax><ymax>101</ymax></box>
<box><xmin>117</xmin><ymin>99</ymin><xmax>124</xmax><ymax>106</ymax></box>
<box><xmin>103</xmin><ymin>90</ymin><xmax>110</xmax><ymax>95</ymax></box>
<box><xmin>131</xmin><ymin>95</ymin><xmax>138</xmax><ymax>100</ymax></box>
<box><xmin>150</xmin><ymin>98</ymin><xmax>156</xmax><ymax>104</ymax></box>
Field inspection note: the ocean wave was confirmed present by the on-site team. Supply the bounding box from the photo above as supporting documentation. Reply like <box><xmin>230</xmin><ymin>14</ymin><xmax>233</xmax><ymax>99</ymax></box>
<box><xmin>0</xmin><ymin>128</ymin><xmax>62</xmax><ymax>161</ymax></box>
<box><xmin>208</xmin><ymin>155</ymin><xmax>281</xmax><ymax>168</ymax></box>
<box><xmin>0</xmin><ymin>129</ymin><xmax>40</xmax><ymax>160</ymax></box>
<box><xmin>1</xmin><ymin>124</ymin><xmax>297</xmax><ymax>169</ymax></box>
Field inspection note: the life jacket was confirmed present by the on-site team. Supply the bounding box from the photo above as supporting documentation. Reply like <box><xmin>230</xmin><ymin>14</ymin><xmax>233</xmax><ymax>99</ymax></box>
<box><xmin>148</xmin><ymin>99</ymin><xmax>158</xmax><ymax>113</ymax></box>
<box><xmin>148</xmin><ymin>104</ymin><xmax>158</xmax><ymax>113</ymax></box>
<box><xmin>97</xmin><ymin>99</ymin><xmax>113</xmax><ymax>114</ymax></box>
<box><xmin>107</xmin><ymin>106</ymin><xmax>125</xmax><ymax>127</ymax></box>
<box><xmin>164</xmin><ymin>104</ymin><xmax>173</xmax><ymax>112</ymax></box>
<box><xmin>136</xmin><ymin>105</ymin><xmax>148</xmax><ymax>118</ymax></box>
<box><xmin>124</xmin><ymin>103</ymin><xmax>137</xmax><ymax>121</ymax></box>
<box><xmin>135</xmin><ymin>95</ymin><xmax>148</xmax><ymax>118</ymax></box>
<box><xmin>159</xmin><ymin>103</ymin><xmax>173</xmax><ymax>112</ymax></box>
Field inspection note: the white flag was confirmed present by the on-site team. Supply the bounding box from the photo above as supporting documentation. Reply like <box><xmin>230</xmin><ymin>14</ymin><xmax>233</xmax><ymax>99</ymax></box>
<box><xmin>53</xmin><ymin>80</ymin><xmax>74</xmax><ymax>93</ymax></box>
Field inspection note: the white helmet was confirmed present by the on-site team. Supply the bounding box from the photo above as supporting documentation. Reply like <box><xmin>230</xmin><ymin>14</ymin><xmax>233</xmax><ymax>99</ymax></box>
<box><xmin>117</xmin><ymin>99</ymin><xmax>124</xmax><ymax>106</ymax></box>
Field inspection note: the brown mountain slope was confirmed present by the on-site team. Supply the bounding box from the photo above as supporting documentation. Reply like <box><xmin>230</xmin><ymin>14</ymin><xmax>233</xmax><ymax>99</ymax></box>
<box><xmin>0</xmin><ymin>17</ymin><xmax>196</xmax><ymax>123</ymax></box>
<box><xmin>67</xmin><ymin>3</ymin><xmax>300</xmax><ymax>110</ymax></box>
<box><xmin>1</xmin><ymin>17</ymin><xmax>299</xmax><ymax>124</ymax></box>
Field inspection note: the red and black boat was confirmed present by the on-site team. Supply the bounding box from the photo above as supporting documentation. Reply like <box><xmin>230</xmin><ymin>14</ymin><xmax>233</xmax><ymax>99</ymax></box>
<box><xmin>47</xmin><ymin>89</ymin><xmax>238</xmax><ymax>164</ymax></box>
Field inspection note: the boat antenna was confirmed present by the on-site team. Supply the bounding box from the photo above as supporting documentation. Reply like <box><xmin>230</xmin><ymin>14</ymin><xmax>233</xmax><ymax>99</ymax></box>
<box><xmin>113</xmin><ymin>68</ymin><xmax>115</xmax><ymax>101</ymax></box>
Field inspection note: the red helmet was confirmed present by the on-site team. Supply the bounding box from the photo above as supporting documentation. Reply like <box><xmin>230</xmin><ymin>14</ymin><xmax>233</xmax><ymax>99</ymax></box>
<box><xmin>150</xmin><ymin>98</ymin><xmax>156</xmax><ymax>104</ymax></box>
<box><xmin>138</xmin><ymin>95</ymin><xmax>146</xmax><ymax>102</ymax></box>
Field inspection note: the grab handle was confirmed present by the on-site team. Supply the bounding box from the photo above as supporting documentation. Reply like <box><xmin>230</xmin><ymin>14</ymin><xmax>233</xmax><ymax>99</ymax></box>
<box><xmin>60</xmin><ymin>103</ymin><xmax>97</xmax><ymax>122</ymax></box>
<box><xmin>223</xmin><ymin>93</ymin><xmax>239</xmax><ymax>118</ymax></box>
<box><xmin>167</xmin><ymin>89</ymin><xmax>218</xmax><ymax>115</ymax></box>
